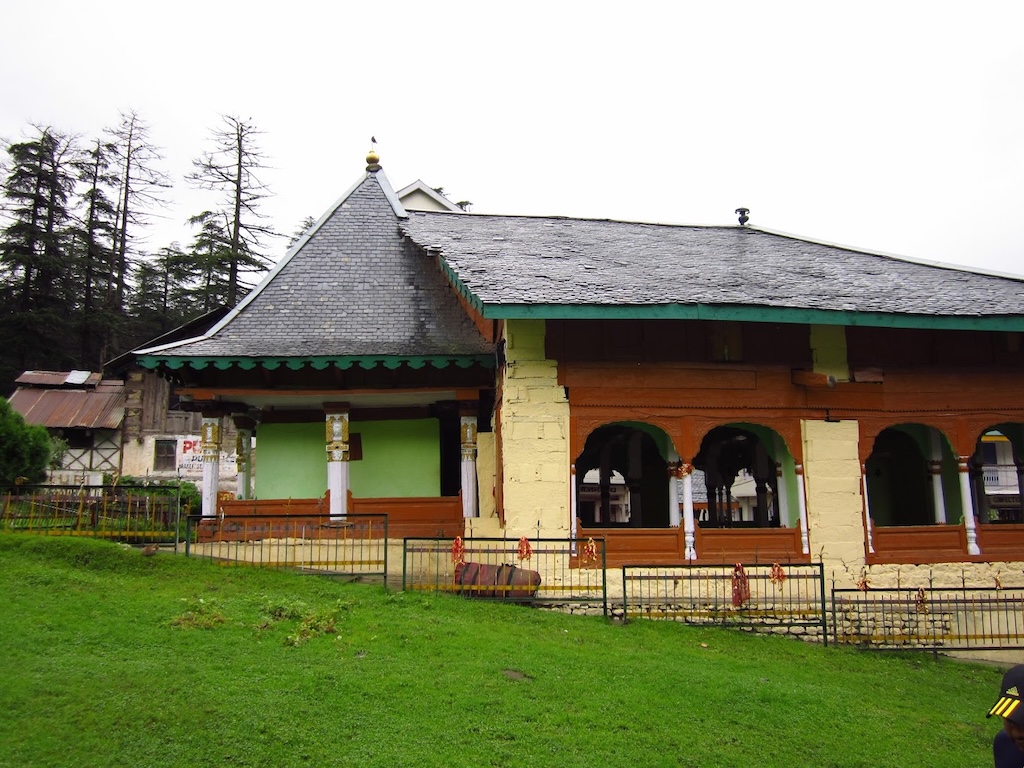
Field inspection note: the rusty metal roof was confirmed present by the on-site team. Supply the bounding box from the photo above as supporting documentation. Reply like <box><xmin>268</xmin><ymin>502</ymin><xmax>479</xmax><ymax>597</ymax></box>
<box><xmin>15</xmin><ymin>370</ymin><xmax>103</xmax><ymax>388</ymax></box>
<box><xmin>9</xmin><ymin>379</ymin><xmax>125</xmax><ymax>430</ymax></box>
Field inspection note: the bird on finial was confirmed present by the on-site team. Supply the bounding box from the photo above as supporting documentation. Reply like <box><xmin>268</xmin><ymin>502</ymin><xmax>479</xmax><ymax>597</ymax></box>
<box><xmin>366</xmin><ymin>136</ymin><xmax>380</xmax><ymax>172</ymax></box>
<box><xmin>735</xmin><ymin>208</ymin><xmax>750</xmax><ymax>226</ymax></box>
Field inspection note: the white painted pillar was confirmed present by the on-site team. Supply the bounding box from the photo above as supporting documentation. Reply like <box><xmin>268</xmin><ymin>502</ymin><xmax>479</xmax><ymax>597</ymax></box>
<box><xmin>235</xmin><ymin>428</ymin><xmax>253</xmax><ymax>501</ymax></box>
<box><xmin>667</xmin><ymin>451</ymin><xmax>681</xmax><ymax>528</ymax></box>
<box><xmin>861</xmin><ymin>465</ymin><xmax>875</xmax><ymax>554</ymax></box>
<box><xmin>958</xmin><ymin>456</ymin><xmax>981</xmax><ymax>555</ymax></box>
<box><xmin>200</xmin><ymin>416</ymin><xmax>222</xmax><ymax>517</ymax></box>
<box><xmin>681</xmin><ymin>463</ymin><xmax>697</xmax><ymax>560</ymax></box>
<box><xmin>795</xmin><ymin>463</ymin><xmax>810</xmax><ymax>555</ymax></box>
<box><xmin>774</xmin><ymin>435</ymin><xmax>791</xmax><ymax>527</ymax></box>
<box><xmin>325</xmin><ymin>407</ymin><xmax>350</xmax><ymax>519</ymax></box>
<box><xmin>570</xmin><ymin>464</ymin><xmax>578</xmax><ymax>544</ymax></box>
<box><xmin>929</xmin><ymin>431</ymin><xmax>947</xmax><ymax>524</ymax></box>
<box><xmin>460</xmin><ymin>415</ymin><xmax>478</xmax><ymax>519</ymax></box>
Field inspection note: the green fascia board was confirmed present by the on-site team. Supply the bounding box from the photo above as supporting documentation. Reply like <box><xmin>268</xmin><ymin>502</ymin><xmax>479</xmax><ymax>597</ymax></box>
<box><xmin>135</xmin><ymin>354</ymin><xmax>495</xmax><ymax>371</ymax></box>
<box><xmin>479</xmin><ymin>303</ymin><xmax>1024</xmax><ymax>332</ymax></box>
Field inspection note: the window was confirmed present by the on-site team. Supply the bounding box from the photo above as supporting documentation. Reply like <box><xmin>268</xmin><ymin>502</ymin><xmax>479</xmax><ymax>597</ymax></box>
<box><xmin>154</xmin><ymin>439</ymin><xmax>177</xmax><ymax>471</ymax></box>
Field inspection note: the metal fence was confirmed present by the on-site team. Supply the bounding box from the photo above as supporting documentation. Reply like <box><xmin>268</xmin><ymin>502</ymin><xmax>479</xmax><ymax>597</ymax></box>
<box><xmin>184</xmin><ymin>513</ymin><xmax>388</xmax><ymax>578</ymax></box>
<box><xmin>622</xmin><ymin>562</ymin><xmax>828</xmax><ymax>643</ymax></box>
<box><xmin>832</xmin><ymin>585</ymin><xmax>1024</xmax><ymax>650</ymax></box>
<box><xmin>402</xmin><ymin>537</ymin><xmax>608</xmax><ymax>614</ymax></box>
<box><xmin>0</xmin><ymin>485</ymin><xmax>184</xmax><ymax>544</ymax></box>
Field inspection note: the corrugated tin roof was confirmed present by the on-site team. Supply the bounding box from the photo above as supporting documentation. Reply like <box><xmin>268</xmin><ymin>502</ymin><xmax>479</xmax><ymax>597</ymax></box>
<box><xmin>15</xmin><ymin>370</ymin><xmax>103</xmax><ymax>388</ymax></box>
<box><xmin>8</xmin><ymin>381</ymin><xmax>125</xmax><ymax>430</ymax></box>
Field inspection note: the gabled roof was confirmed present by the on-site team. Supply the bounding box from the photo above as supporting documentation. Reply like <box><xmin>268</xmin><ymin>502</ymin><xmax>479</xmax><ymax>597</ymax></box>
<box><xmin>397</xmin><ymin>180</ymin><xmax>463</xmax><ymax>212</ymax></box>
<box><xmin>9</xmin><ymin>374</ymin><xmax>125</xmax><ymax>430</ymax></box>
<box><xmin>400</xmin><ymin>212</ymin><xmax>1024</xmax><ymax>331</ymax></box>
<box><xmin>136</xmin><ymin>170</ymin><xmax>494</xmax><ymax>369</ymax></box>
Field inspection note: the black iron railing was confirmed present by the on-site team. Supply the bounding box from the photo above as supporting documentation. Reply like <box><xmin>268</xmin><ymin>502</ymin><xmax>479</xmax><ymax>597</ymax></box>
<box><xmin>622</xmin><ymin>562</ymin><xmax>828</xmax><ymax>643</ymax></box>
<box><xmin>402</xmin><ymin>536</ymin><xmax>608</xmax><ymax>614</ymax></box>
<box><xmin>184</xmin><ymin>513</ymin><xmax>388</xmax><ymax>578</ymax></box>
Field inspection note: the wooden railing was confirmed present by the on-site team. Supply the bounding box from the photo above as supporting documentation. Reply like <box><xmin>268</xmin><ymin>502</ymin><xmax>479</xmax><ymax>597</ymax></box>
<box><xmin>975</xmin><ymin>523</ymin><xmax>1024</xmax><ymax>560</ymax></box>
<box><xmin>695</xmin><ymin>526</ymin><xmax>806</xmax><ymax>564</ymax></box>
<box><xmin>216</xmin><ymin>494</ymin><xmax>464</xmax><ymax>540</ymax></box>
<box><xmin>351</xmin><ymin>496</ymin><xmax>463</xmax><ymax>539</ymax></box>
<box><xmin>577</xmin><ymin>524</ymin><xmax>807</xmax><ymax>566</ymax></box>
<box><xmin>867</xmin><ymin>524</ymin><xmax>969</xmax><ymax>564</ymax></box>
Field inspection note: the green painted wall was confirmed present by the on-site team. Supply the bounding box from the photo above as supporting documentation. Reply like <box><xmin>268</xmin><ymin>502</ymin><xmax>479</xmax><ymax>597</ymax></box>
<box><xmin>255</xmin><ymin>423</ymin><xmax>326</xmax><ymax>500</ymax></box>
<box><xmin>254</xmin><ymin>419</ymin><xmax>442</xmax><ymax>500</ymax></box>
<box><xmin>351</xmin><ymin>419</ymin><xmax>440</xmax><ymax>497</ymax></box>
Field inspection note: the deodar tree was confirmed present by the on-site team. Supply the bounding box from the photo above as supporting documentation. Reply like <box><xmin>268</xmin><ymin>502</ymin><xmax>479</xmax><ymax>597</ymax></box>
<box><xmin>188</xmin><ymin>115</ymin><xmax>276</xmax><ymax>306</ymax></box>
<box><xmin>0</xmin><ymin>126</ymin><xmax>79</xmax><ymax>391</ymax></box>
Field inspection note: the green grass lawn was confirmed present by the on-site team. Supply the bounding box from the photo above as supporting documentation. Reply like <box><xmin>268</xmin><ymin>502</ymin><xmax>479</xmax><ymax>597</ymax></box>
<box><xmin>0</xmin><ymin>534</ymin><xmax>1006</xmax><ymax>767</ymax></box>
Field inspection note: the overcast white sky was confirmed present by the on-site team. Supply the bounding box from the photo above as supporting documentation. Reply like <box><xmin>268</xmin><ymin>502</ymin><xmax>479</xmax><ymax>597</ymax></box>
<box><xmin>3</xmin><ymin>1</ymin><xmax>1023</xmax><ymax>276</ymax></box>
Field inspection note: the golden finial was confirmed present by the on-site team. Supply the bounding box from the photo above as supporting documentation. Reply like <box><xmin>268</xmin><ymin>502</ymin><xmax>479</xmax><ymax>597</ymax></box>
<box><xmin>366</xmin><ymin>136</ymin><xmax>380</xmax><ymax>172</ymax></box>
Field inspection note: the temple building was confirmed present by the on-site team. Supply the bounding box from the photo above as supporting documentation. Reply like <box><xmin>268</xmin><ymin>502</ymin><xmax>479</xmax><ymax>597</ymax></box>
<box><xmin>134</xmin><ymin>151</ymin><xmax>1024</xmax><ymax>586</ymax></box>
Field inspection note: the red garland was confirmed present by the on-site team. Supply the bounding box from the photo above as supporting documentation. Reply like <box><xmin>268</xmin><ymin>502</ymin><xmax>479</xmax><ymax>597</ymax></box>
<box><xmin>731</xmin><ymin>563</ymin><xmax>751</xmax><ymax>608</ymax></box>
<box><xmin>769</xmin><ymin>562</ymin><xmax>787</xmax><ymax>586</ymax></box>
<box><xmin>517</xmin><ymin>536</ymin><xmax>532</xmax><ymax>561</ymax></box>
<box><xmin>451</xmin><ymin>536</ymin><xmax>465</xmax><ymax>566</ymax></box>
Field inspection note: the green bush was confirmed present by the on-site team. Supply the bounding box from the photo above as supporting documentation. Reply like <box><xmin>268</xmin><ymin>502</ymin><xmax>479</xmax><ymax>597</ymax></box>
<box><xmin>0</xmin><ymin>398</ymin><xmax>52</xmax><ymax>484</ymax></box>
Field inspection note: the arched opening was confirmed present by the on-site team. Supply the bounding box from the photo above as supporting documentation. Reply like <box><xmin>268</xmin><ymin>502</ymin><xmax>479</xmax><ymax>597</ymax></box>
<box><xmin>865</xmin><ymin>424</ymin><xmax>957</xmax><ymax>527</ymax></box>
<box><xmin>973</xmin><ymin>424</ymin><xmax>1024</xmax><ymax>524</ymax></box>
<box><xmin>693</xmin><ymin>424</ymin><xmax>791</xmax><ymax>529</ymax></box>
<box><xmin>575</xmin><ymin>422</ymin><xmax>672</xmax><ymax>528</ymax></box>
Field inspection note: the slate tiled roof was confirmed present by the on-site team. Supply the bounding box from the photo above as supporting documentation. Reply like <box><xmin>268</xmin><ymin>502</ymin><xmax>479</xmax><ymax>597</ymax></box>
<box><xmin>143</xmin><ymin>173</ymin><xmax>493</xmax><ymax>360</ymax></box>
<box><xmin>401</xmin><ymin>213</ymin><xmax>1024</xmax><ymax>317</ymax></box>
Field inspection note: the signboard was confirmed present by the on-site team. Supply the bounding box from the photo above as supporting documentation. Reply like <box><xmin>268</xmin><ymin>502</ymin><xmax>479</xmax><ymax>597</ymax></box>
<box><xmin>177</xmin><ymin>436</ymin><xmax>237</xmax><ymax>477</ymax></box>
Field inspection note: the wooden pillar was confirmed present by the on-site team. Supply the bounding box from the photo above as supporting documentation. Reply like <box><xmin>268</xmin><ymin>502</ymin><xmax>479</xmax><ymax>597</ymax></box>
<box><xmin>795</xmin><ymin>463</ymin><xmax>810</xmax><ymax>555</ymax></box>
<box><xmin>200</xmin><ymin>416</ymin><xmax>222</xmax><ymax>517</ymax></box>
<box><xmin>460</xmin><ymin>411</ymin><xmax>479</xmax><ymax>519</ymax></box>
<box><xmin>958</xmin><ymin>455</ymin><xmax>981</xmax><ymax>555</ymax></box>
<box><xmin>325</xmin><ymin>404</ymin><xmax>350</xmax><ymax>519</ymax></box>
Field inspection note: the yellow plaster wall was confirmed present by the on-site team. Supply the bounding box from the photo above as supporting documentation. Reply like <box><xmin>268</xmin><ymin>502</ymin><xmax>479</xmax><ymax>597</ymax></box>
<box><xmin>809</xmin><ymin>324</ymin><xmax>849</xmax><ymax>381</ymax></box>
<box><xmin>801</xmin><ymin>418</ymin><xmax>1024</xmax><ymax>590</ymax></box>
<box><xmin>801</xmin><ymin>419</ymin><xmax>865</xmax><ymax>573</ymax></box>
<box><xmin>499</xmin><ymin>319</ymin><xmax>570</xmax><ymax>537</ymax></box>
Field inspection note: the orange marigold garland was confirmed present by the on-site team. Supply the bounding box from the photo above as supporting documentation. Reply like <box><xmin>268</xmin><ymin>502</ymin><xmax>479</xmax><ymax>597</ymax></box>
<box><xmin>914</xmin><ymin>586</ymin><xmax>928</xmax><ymax>614</ymax></box>
<box><xmin>451</xmin><ymin>536</ymin><xmax>465</xmax><ymax>566</ymax></box>
<box><xmin>517</xmin><ymin>536</ymin><xmax>533</xmax><ymax>561</ymax></box>
<box><xmin>731</xmin><ymin>563</ymin><xmax>751</xmax><ymax>608</ymax></box>
<box><xmin>580</xmin><ymin>537</ymin><xmax>599</xmax><ymax>567</ymax></box>
<box><xmin>769</xmin><ymin>562</ymin><xmax>787</xmax><ymax>586</ymax></box>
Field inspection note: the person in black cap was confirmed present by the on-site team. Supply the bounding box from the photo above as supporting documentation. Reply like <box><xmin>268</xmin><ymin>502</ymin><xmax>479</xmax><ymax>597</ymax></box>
<box><xmin>989</xmin><ymin>664</ymin><xmax>1024</xmax><ymax>767</ymax></box>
